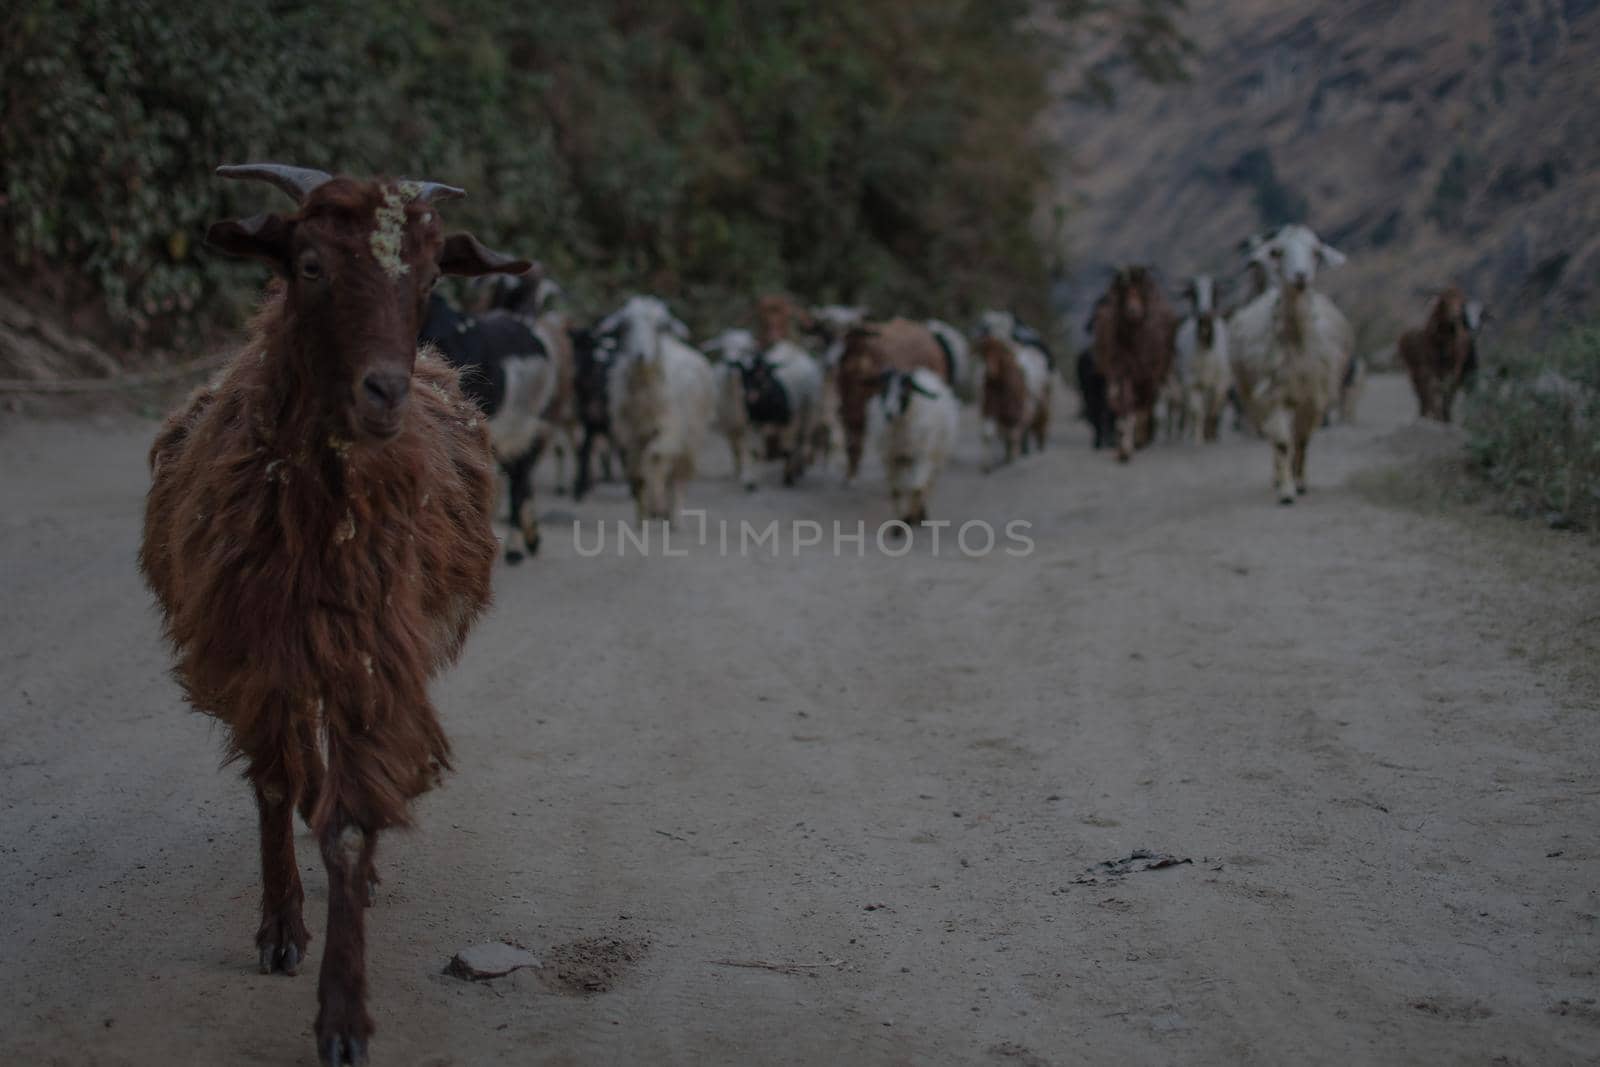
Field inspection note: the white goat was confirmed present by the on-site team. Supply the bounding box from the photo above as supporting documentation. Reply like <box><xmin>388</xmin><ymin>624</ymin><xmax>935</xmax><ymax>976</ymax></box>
<box><xmin>705</xmin><ymin>328</ymin><xmax>760</xmax><ymax>487</ymax></box>
<box><xmin>602</xmin><ymin>296</ymin><xmax>716</xmax><ymax>521</ymax></box>
<box><xmin>807</xmin><ymin>304</ymin><xmax>867</xmax><ymax>471</ymax></box>
<box><xmin>874</xmin><ymin>367</ymin><xmax>959</xmax><ymax>526</ymax></box>
<box><xmin>1229</xmin><ymin>224</ymin><xmax>1355</xmax><ymax>503</ymax></box>
<box><xmin>1172</xmin><ymin>275</ymin><xmax>1233</xmax><ymax>443</ymax></box>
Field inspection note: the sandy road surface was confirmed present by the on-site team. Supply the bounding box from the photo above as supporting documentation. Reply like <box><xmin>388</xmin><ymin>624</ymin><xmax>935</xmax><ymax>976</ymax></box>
<box><xmin>2</xmin><ymin>374</ymin><xmax>1597</xmax><ymax>1066</ymax></box>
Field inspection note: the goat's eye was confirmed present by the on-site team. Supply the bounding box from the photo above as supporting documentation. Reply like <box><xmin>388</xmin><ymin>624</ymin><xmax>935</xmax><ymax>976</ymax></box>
<box><xmin>298</xmin><ymin>254</ymin><xmax>323</xmax><ymax>281</ymax></box>
<box><xmin>1269</xmin><ymin>248</ymin><xmax>1283</xmax><ymax>259</ymax></box>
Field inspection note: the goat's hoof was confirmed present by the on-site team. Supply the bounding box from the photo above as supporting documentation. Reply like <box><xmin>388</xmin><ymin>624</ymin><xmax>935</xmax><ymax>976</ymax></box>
<box><xmin>257</xmin><ymin>909</ymin><xmax>309</xmax><ymax>975</ymax></box>
<box><xmin>744</xmin><ymin>483</ymin><xmax>757</xmax><ymax>493</ymax></box>
<box><xmin>319</xmin><ymin>1034</ymin><xmax>370</xmax><ymax>1066</ymax></box>
<box><xmin>1278</xmin><ymin>495</ymin><xmax>1296</xmax><ymax>507</ymax></box>
<box><xmin>504</xmin><ymin>548</ymin><xmax>525</xmax><ymax>565</ymax></box>
<box><xmin>259</xmin><ymin>940</ymin><xmax>302</xmax><ymax>976</ymax></box>
<box><xmin>1296</xmin><ymin>484</ymin><xmax>1307</xmax><ymax>496</ymax></box>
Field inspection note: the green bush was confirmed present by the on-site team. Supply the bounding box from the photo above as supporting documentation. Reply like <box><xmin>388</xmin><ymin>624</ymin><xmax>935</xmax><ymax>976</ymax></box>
<box><xmin>4</xmin><ymin>0</ymin><xmax>1187</xmax><ymax>351</ymax></box>
<box><xmin>1466</xmin><ymin>324</ymin><xmax>1600</xmax><ymax>531</ymax></box>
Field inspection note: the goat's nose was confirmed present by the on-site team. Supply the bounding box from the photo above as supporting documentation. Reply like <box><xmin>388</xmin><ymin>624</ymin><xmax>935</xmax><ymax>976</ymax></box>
<box><xmin>361</xmin><ymin>371</ymin><xmax>411</xmax><ymax>411</ymax></box>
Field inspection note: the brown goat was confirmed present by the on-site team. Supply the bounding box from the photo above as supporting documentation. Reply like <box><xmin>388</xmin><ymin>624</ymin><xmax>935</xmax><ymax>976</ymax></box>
<box><xmin>979</xmin><ymin>335</ymin><xmax>1051</xmax><ymax>469</ymax></box>
<box><xmin>1398</xmin><ymin>286</ymin><xmax>1479</xmax><ymax>422</ymax></box>
<box><xmin>835</xmin><ymin>317</ymin><xmax>949</xmax><ymax>481</ymax></box>
<box><xmin>138</xmin><ymin>164</ymin><xmax>532</xmax><ymax>1066</ymax></box>
<box><xmin>756</xmin><ymin>293</ymin><xmax>813</xmax><ymax>348</ymax></box>
<box><xmin>1092</xmin><ymin>266</ymin><xmax>1177</xmax><ymax>462</ymax></box>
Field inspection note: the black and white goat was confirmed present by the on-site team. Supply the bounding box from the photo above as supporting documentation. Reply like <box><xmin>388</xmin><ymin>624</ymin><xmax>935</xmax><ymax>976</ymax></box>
<box><xmin>420</xmin><ymin>292</ymin><xmax>554</xmax><ymax>561</ymax></box>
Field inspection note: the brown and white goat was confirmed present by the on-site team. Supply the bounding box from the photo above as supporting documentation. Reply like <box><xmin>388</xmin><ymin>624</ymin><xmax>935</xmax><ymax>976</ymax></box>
<box><xmin>1092</xmin><ymin>266</ymin><xmax>1177</xmax><ymax>462</ymax></box>
<box><xmin>138</xmin><ymin>164</ymin><xmax>532</xmax><ymax>1066</ymax></box>
<box><xmin>835</xmin><ymin>318</ymin><xmax>949</xmax><ymax>483</ymax></box>
<box><xmin>978</xmin><ymin>334</ymin><xmax>1051</xmax><ymax>469</ymax></box>
<box><xmin>1398</xmin><ymin>286</ymin><xmax>1484</xmax><ymax>422</ymax></box>
<box><xmin>484</xmin><ymin>275</ymin><xmax>581</xmax><ymax>491</ymax></box>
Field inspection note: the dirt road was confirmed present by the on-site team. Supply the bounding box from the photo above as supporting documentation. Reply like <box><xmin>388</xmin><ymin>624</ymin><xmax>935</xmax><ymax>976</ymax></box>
<box><xmin>2</xmin><ymin>374</ymin><xmax>1597</xmax><ymax>1065</ymax></box>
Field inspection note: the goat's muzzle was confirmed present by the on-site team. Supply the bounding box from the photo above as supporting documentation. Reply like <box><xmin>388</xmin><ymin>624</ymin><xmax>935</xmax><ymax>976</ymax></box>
<box><xmin>355</xmin><ymin>370</ymin><xmax>412</xmax><ymax>440</ymax></box>
<box><xmin>1290</xmin><ymin>273</ymin><xmax>1309</xmax><ymax>292</ymax></box>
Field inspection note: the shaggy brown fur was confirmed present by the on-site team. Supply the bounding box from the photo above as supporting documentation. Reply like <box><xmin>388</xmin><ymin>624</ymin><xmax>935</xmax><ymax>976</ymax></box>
<box><xmin>1092</xmin><ymin>266</ymin><xmax>1177</xmax><ymax>462</ymax></box>
<box><xmin>138</xmin><ymin>168</ymin><xmax>526</xmax><ymax>1066</ymax></box>
<box><xmin>537</xmin><ymin>309</ymin><xmax>581</xmax><ymax>490</ymax></box>
<box><xmin>1398</xmin><ymin>286</ymin><xmax>1474</xmax><ymax>422</ymax></box>
<box><xmin>979</xmin><ymin>336</ymin><xmax>1048</xmax><ymax>466</ymax></box>
<box><xmin>836</xmin><ymin>318</ymin><xmax>947</xmax><ymax>479</ymax></box>
<box><xmin>756</xmin><ymin>294</ymin><xmax>812</xmax><ymax>348</ymax></box>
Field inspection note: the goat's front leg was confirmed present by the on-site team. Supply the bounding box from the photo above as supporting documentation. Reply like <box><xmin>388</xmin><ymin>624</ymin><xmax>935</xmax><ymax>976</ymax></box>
<box><xmin>317</xmin><ymin>820</ymin><xmax>376</xmax><ymax>1066</ymax></box>
<box><xmin>843</xmin><ymin>419</ymin><xmax>865</xmax><ymax>485</ymax></box>
<box><xmin>1115</xmin><ymin>411</ymin><xmax>1135</xmax><ymax>463</ymax></box>
<box><xmin>254</xmin><ymin>778</ymin><xmax>310</xmax><ymax>975</ymax></box>
<box><xmin>503</xmin><ymin>454</ymin><xmax>539</xmax><ymax>563</ymax></box>
<box><xmin>1264</xmin><ymin>407</ymin><xmax>1296</xmax><ymax>504</ymax></box>
<box><xmin>573</xmin><ymin>428</ymin><xmax>595</xmax><ymax>501</ymax></box>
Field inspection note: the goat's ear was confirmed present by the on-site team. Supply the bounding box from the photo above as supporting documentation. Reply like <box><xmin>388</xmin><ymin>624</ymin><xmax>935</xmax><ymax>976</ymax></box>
<box><xmin>206</xmin><ymin>214</ymin><xmax>292</xmax><ymax>267</ymax></box>
<box><xmin>667</xmin><ymin>316</ymin><xmax>690</xmax><ymax>341</ymax></box>
<box><xmin>438</xmin><ymin>233</ymin><xmax>537</xmax><ymax>277</ymax></box>
<box><xmin>1316</xmin><ymin>242</ymin><xmax>1347</xmax><ymax>269</ymax></box>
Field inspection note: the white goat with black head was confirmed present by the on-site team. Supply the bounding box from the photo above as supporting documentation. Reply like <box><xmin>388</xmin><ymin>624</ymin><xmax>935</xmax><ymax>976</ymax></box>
<box><xmin>874</xmin><ymin>367</ymin><xmax>959</xmax><ymax>527</ymax></box>
<box><xmin>1172</xmin><ymin>275</ymin><xmax>1233</xmax><ymax>443</ymax></box>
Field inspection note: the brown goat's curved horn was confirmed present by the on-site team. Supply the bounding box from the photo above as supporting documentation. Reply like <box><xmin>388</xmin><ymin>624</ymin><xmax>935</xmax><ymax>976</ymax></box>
<box><xmin>405</xmin><ymin>181</ymin><xmax>467</xmax><ymax>204</ymax></box>
<box><xmin>215</xmin><ymin>163</ymin><xmax>334</xmax><ymax>203</ymax></box>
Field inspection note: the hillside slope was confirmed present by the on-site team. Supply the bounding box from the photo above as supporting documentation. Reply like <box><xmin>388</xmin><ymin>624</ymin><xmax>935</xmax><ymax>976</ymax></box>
<box><xmin>1048</xmin><ymin>0</ymin><xmax>1600</xmax><ymax>348</ymax></box>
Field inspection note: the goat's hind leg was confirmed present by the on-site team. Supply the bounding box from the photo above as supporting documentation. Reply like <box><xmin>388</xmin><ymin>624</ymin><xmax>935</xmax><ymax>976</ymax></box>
<box><xmin>503</xmin><ymin>454</ymin><xmax>539</xmax><ymax>563</ymax></box>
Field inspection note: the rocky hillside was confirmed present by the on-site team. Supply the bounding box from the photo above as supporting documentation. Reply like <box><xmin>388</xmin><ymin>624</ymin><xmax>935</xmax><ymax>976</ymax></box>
<box><xmin>1047</xmin><ymin>0</ymin><xmax>1600</xmax><ymax>352</ymax></box>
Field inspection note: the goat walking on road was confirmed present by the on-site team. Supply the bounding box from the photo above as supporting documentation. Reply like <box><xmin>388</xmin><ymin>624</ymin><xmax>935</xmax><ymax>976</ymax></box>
<box><xmin>139</xmin><ymin>164</ymin><xmax>533</xmax><ymax>1066</ymax></box>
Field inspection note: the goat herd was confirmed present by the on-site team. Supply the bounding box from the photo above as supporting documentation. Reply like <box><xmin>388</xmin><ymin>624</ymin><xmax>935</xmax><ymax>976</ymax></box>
<box><xmin>420</xmin><ymin>224</ymin><xmax>1491</xmax><ymax>564</ymax></box>
<box><xmin>135</xmin><ymin>166</ymin><xmax>1490</xmax><ymax>1066</ymax></box>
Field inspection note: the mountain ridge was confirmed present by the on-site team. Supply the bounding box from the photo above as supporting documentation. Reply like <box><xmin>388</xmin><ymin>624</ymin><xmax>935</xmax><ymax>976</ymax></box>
<box><xmin>1047</xmin><ymin>0</ymin><xmax>1600</xmax><ymax>348</ymax></box>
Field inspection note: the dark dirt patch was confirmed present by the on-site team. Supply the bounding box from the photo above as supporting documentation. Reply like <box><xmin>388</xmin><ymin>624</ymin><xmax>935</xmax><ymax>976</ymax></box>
<box><xmin>1069</xmin><ymin>850</ymin><xmax>1192</xmax><ymax>885</ymax></box>
<box><xmin>537</xmin><ymin>935</ymin><xmax>651</xmax><ymax>995</ymax></box>
<box><xmin>1548</xmin><ymin>998</ymin><xmax>1600</xmax><ymax>1025</ymax></box>
<box><xmin>1409</xmin><ymin>996</ymin><xmax>1494</xmax><ymax>1021</ymax></box>
<box><xmin>988</xmin><ymin>1041</ymin><xmax>1052</xmax><ymax>1065</ymax></box>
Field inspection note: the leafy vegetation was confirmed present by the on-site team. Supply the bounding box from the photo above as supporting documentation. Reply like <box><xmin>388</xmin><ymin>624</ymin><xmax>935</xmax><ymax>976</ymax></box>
<box><xmin>1466</xmin><ymin>324</ymin><xmax>1600</xmax><ymax>532</ymax></box>
<box><xmin>1</xmin><ymin>0</ymin><xmax>1185</xmax><ymax>352</ymax></box>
